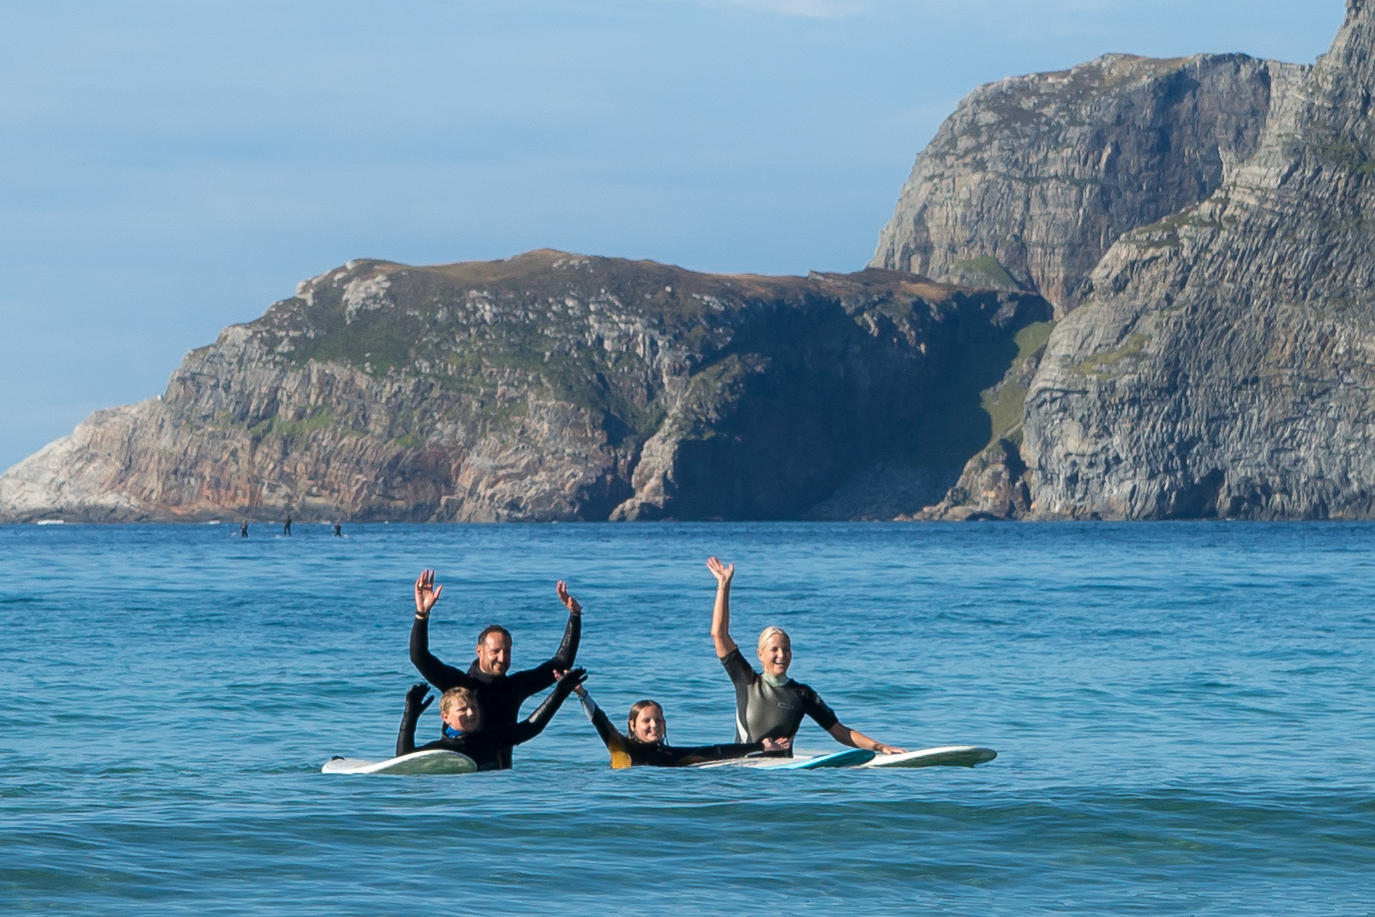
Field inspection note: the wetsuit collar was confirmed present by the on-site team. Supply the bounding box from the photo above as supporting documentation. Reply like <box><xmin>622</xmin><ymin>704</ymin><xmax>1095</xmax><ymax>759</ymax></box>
<box><xmin>466</xmin><ymin>659</ymin><xmax>503</xmax><ymax>683</ymax></box>
<box><xmin>443</xmin><ymin>723</ymin><xmax>465</xmax><ymax>739</ymax></box>
<box><xmin>762</xmin><ymin>671</ymin><xmax>792</xmax><ymax>688</ymax></box>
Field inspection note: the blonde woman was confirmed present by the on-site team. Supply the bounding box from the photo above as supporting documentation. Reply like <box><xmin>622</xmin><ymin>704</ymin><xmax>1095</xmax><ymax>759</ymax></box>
<box><xmin>707</xmin><ymin>556</ymin><xmax>905</xmax><ymax>756</ymax></box>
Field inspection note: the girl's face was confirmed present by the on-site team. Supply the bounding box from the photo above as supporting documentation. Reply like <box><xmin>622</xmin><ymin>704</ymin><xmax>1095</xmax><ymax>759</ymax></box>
<box><xmin>631</xmin><ymin>705</ymin><xmax>666</xmax><ymax>744</ymax></box>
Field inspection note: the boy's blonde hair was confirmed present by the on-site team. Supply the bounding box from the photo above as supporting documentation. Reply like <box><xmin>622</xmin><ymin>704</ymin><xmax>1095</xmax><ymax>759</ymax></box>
<box><xmin>440</xmin><ymin>687</ymin><xmax>478</xmax><ymax>717</ymax></box>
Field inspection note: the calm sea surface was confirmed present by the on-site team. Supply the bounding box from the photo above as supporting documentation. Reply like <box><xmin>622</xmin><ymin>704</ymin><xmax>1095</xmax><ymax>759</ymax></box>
<box><xmin>2</xmin><ymin>522</ymin><xmax>1372</xmax><ymax>915</ymax></box>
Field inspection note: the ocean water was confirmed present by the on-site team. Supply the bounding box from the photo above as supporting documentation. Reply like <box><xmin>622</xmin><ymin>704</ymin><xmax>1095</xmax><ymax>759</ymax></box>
<box><xmin>1</xmin><ymin>521</ymin><xmax>1372</xmax><ymax>915</ymax></box>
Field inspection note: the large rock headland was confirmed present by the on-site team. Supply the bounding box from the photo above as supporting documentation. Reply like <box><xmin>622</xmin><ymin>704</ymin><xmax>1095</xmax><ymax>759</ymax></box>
<box><xmin>0</xmin><ymin>252</ymin><xmax>1049</xmax><ymax>522</ymax></box>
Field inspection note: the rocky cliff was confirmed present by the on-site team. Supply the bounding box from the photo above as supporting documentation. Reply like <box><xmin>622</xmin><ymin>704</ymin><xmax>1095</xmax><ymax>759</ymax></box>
<box><xmin>871</xmin><ymin>52</ymin><xmax>1305</xmax><ymax>314</ymax></box>
<box><xmin>1019</xmin><ymin>0</ymin><xmax>1375</xmax><ymax>520</ymax></box>
<box><xmin>0</xmin><ymin>251</ymin><xmax>1050</xmax><ymax>522</ymax></box>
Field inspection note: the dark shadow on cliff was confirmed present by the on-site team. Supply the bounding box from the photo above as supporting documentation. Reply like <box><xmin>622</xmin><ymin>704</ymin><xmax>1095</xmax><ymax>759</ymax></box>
<box><xmin>655</xmin><ymin>286</ymin><xmax>1051</xmax><ymax>521</ymax></box>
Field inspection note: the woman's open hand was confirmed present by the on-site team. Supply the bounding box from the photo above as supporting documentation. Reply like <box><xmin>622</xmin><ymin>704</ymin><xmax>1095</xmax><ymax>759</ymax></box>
<box><xmin>706</xmin><ymin>556</ymin><xmax>734</xmax><ymax>586</ymax></box>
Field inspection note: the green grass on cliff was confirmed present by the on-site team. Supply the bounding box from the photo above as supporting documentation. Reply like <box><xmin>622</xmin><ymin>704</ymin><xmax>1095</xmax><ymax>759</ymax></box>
<box><xmin>248</xmin><ymin>409</ymin><xmax>339</xmax><ymax>441</ymax></box>
<box><xmin>979</xmin><ymin>321</ymin><xmax>1055</xmax><ymax>443</ymax></box>
<box><xmin>953</xmin><ymin>255</ymin><xmax>1019</xmax><ymax>289</ymax></box>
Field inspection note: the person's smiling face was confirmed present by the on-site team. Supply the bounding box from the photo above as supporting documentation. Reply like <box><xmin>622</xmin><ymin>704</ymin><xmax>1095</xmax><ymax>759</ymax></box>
<box><xmin>631</xmin><ymin>704</ymin><xmax>666</xmax><ymax>744</ymax></box>
<box><xmin>757</xmin><ymin>632</ymin><xmax>792</xmax><ymax>678</ymax></box>
<box><xmin>476</xmin><ymin>632</ymin><xmax>512</xmax><ymax>677</ymax></box>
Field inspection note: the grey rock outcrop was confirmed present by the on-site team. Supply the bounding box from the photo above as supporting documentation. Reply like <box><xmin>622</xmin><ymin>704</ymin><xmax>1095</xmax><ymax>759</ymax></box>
<box><xmin>872</xmin><ymin>52</ymin><xmax>1304</xmax><ymax>314</ymax></box>
<box><xmin>1022</xmin><ymin>0</ymin><xmax>1375</xmax><ymax>520</ymax></box>
<box><xmin>0</xmin><ymin>251</ymin><xmax>1050</xmax><ymax>523</ymax></box>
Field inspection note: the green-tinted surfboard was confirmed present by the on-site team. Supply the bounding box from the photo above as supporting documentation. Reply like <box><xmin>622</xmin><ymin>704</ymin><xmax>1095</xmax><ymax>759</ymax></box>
<box><xmin>321</xmin><ymin>749</ymin><xmax>478</xmax><ymax>775</ymax></box>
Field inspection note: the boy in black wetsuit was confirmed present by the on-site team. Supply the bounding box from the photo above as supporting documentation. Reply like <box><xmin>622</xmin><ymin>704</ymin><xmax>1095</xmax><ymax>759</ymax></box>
<box><xmin>409</xmin><ymin>569</ymin><xmax>582</xmax><ymax>769</ymax></box>
<box><xmin>398</xmin><ymin>668</ymin><xmax>586</xmax><ymax>771</ymax></box>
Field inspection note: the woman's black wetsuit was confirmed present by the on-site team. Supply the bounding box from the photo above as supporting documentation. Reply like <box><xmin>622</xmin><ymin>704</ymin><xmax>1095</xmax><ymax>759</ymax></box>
<box><xmin>576</xmin><ymin>689</ymin><xmax>765</xmax><ymax>769</ymax></box>
<box><xmin>397</xmin><ymin>670</ymin><xmax>583</xmax><ymax>771</ymax></box>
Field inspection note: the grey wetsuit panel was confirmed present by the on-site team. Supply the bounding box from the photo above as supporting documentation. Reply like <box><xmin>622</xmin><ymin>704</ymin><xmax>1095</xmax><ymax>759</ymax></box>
<box><xmin>721</xmin><ymin>648</ymin><xmax>839</xmax><ymax>743</ymax></box>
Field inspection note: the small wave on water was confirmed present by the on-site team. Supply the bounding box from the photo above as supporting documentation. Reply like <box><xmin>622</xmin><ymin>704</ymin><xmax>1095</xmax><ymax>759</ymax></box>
<box><xmin>2</xmin><ymin>522</ymin><xmax>1373</xmax><ymax>915</ymax></box>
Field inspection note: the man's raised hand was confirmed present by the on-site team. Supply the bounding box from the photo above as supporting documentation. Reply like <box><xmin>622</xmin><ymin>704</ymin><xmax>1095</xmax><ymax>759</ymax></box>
<box><xmin>706</xmin><ymin>556</ymin><xmax>735</xmax><ymax>586</ymax></box>
<box><xmin>414</xmin><ymin>569</ymin><xmax>443</xmax><ymax>618</ymax></box>
<box><xmin>556</xmin><ymin>581</ymin><xmax>582</xmax><ymax>615</ymax></box>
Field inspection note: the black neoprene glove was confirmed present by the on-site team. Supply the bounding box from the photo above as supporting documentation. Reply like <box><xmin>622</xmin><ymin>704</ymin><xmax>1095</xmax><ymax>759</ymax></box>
<box><xmin>553</xmin><ymin>667</ymin><xmax>587</xmax><ymax>698</ymax></box>
<box><xmin>405</xmin><ymin>682</ymin><xmax>435</xmax><ymax>714</ymax></box>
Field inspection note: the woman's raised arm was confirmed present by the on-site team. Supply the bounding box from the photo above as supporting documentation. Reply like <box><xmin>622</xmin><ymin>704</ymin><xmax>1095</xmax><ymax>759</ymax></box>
<box><xmin>707</xmin><ymin>556</ymin><xmax>738</xmax><ymax>658</ymax></box>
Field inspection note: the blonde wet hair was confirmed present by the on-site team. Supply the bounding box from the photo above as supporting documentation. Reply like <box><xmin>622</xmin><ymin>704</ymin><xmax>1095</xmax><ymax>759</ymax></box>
<box><xmin>440</xmin><ymin>687</ymin><xmax>479</xmax><ymax>717</ymax></box>
<box><xmin>757</xmin><ymin>626</ymin><xmax>790</xmax><ymax>653</ymax></box>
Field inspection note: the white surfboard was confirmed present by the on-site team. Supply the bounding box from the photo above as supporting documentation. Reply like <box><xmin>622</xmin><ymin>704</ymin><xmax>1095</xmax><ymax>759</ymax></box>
<box><xmin>769</xmin><ymin>748</ymin><xmax>876</xmax><ymax>769</ymax></box>
<box><xmin>321</xmin><ymin>749</ymin><xmax>478</xmax><ymax>775</ymax></box>
<box><xmin>695</xmin><ymin>748</ymin><xmax>876</xmax><ymax>769</ymax></box>
<box><xmin>862</xmin><ymin>745</ymin><xmax>997</xmax><ymax>768</ymax></box>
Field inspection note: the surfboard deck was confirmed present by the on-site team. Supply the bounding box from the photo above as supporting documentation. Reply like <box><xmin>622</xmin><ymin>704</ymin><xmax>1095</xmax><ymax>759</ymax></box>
<box><xmin>862</xmin><ymin>746</ymin><xmax>997</xmax><ymax>768</ymax></box>
<box><xmin>768</xmin><ymin>748</ymin><xmax>876</xmax><ymax>769</ymax></box>
<box><xmin>694</xmin><ymin>748</ymin><xmax>876</xmax><ymax>769</ymax></box>
<box><xmin>321</xmin><ymin>750</ymin><xmax>478</xmax><ymax>775</ymax></box>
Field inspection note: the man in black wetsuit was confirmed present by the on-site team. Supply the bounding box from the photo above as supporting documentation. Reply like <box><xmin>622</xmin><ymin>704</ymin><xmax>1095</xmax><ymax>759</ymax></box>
<box><xmin>397</xmin><ymin>669</ymin><xmax>586</xmax><ymax>771</ymax></box>
<box><xmin>409</xmin><ymin>569</ymin><xmax>582</xmax><ymax>769</ymax></box>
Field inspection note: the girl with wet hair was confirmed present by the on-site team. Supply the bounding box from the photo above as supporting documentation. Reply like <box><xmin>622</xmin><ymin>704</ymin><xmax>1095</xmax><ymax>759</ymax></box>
<box><xmin>573</xmin><ymin>682</ymin><xmax>789</xmax><ymax>768</ymax></box>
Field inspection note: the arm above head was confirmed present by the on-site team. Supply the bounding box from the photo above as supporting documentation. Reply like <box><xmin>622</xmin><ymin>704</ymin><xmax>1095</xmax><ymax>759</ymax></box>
<box><xmin>508</xmin><ymin>583</ymin><xmax>584</xmax><ymax>694</ymax></box>
<box><xmin>396</xmin><ymin>682</ymin><xmax>435</xmax><ymax>757</ymax></box>
<box><xmin>409</xmin><ymin>570</ymin><xmax>473</xmax><ymax>690</ymax></box>
<box><xmin>825</xmin><ymin>722</ymin><xmax>906</xmax><ymax>756</ymax></box>
<box><xmin>707</xmin><ymin>556</ymin><xmax>738</xmax><ymax>658</ymax></box>
<box><xmin>552</xmin><ymin>581</ymin><xmax>583</xmax><ymax>669</ymax></box>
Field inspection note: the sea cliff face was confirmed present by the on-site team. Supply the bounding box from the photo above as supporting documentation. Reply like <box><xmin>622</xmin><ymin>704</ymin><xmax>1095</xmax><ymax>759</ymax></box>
<box><xmin>0</xmin><ymin>252</ymin><xmax>1049</xmax><ymax>522</ymax></box>
<box><xmin>871</xmin><ymin>53</ymin><xmax>1304</xmax><ymax>314</ymax></box>
<box><xmin>9</xmin><ymin>4</ymin><xmax>1372</xmax><ymax>525</ymax></box>
<box><xmin>1021</xmin><ymin>0</ymin><xmax>1375</xmax><ymax>520</ymax></box>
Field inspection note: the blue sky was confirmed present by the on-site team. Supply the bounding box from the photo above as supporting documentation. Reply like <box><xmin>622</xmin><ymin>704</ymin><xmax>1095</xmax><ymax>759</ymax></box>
<box><xmin>0</xmin><ymin>0</ymin><xmax>1347</xmax><ymax>471</ymax></box>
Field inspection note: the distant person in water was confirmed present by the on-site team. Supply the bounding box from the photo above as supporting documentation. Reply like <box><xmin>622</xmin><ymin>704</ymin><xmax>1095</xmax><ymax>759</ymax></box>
<box><xmin>283</xmin><ymin>514</ymin><xmax>292</xmax><ymax>536</ymax></box>
<box><xmin>410</xmin><ymin>569</ymin><xmax>582</xmax><ymax>769</ymax></box>
<box><xmin>707</xmin><ymin>556</ymin><xmax>905</xmax><ymax>756</ymax></box>
<box><xmin>333</xmin><ymin>521</ymin><xmax>342</xmax><ymax>537</ymax></box>
<box><xmin>572</xmin><ymin>680</ymin><xmax>789</xmax><ymax>768</ymax></box>
<box><xmin>398</xmin><ymin>668</ymin><xmax>586</xmax><ymax>771</ymax></box>
<box><xmin>239</xmin><ymin>521</ymin><xmax>248</xmax><ymax>538</ymax></box>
